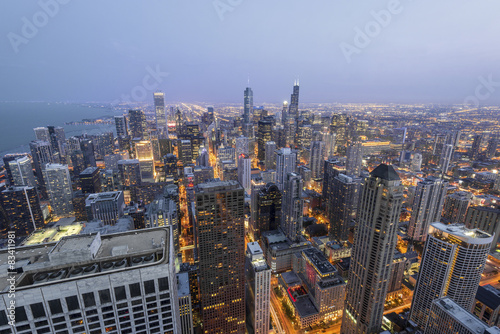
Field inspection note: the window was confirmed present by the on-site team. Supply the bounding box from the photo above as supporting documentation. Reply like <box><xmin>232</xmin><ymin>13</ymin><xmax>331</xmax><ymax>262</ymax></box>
<box><xmin>99</xmin><ymin>289</ymin><xmax>111</xmax><ymax>304</ymax></box>
<box><xmin>48</xmin><ymin>300</ymin><xmax>63</xmax><ymax>315</ymax></box>
<box><xmin>144</xmin><ymin>280</ymin><xmax>155</xmax><ymax>294</ymax></box>
<box><xmin>15</xmin><ymin>307</ymin><xmax>27</xmax><ymax>322</ymax></box>
<box><xmin>114</xmin><ymin>286</ymin><xmax>126</xmax><ymax>301</ymax></box>
<box><xmin>129</xmin><ymin>283</ymin><xmax>141</xmax><ymax>297</ymax></box>
<box><xmin>65</xmin><ymin>296</ymin><xmax>80</xmax><ymax>311</ymax></box>
<box><xmin>30</xmin><ymin>303</ymin><xmax>46</xmax><ymax>319</ymax></box>
<box><xmin>158</xmin><ymin>277</ymin><xmax>169</xmax><ymax>291</ymax></box>
<box><xmin>0</xmin><ymin>311</ymin><xmax>7</xmax><ymax>326</ymax></box>
<box><xmin>83</xmin><ymin>293</ymin><xmax>96</xmax><ymax>307</ymax></box>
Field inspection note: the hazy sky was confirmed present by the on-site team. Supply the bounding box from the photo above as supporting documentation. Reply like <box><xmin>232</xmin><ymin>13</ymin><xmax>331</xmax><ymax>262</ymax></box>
<box><xmin>1</xmin><ymin>0</ymin><xmax>499</xmax><ymax>105</ymax></box>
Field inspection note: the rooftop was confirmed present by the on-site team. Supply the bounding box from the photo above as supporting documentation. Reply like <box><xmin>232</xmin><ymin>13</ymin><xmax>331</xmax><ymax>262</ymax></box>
<box><xmin>177</xmin><ymin>272</ymin><xmax>190</xmax><ymax>297</ymax></box>
<box><xmin>302</xmin><ymin>248</ymin><xmax>337</xmax><ymax>276</ymax></box>
<box><xmin>476</xmin><ymin>285</ymin><xmax>500</xmax><ymax>310</ymax></box>
<box><xmin>370</xmin><ymin>163</ymin><xmax>400</xmax><ymax>181</ymax></box>
<box><xmin>430</xmin><ymin>222</ymin><xmax>494</xmax><ymax>245</ymax></box>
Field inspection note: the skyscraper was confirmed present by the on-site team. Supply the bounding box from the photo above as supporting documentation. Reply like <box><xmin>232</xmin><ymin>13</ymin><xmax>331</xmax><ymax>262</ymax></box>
<box><xmin>79</xmin><ymin>138</ymin><xmax>97</xmax><ymax>168</ymax></box>
<box><xmin>275</xmin><ymin>148</ymin><xmax>296</xmax><ymax>191</ymax></box>
<box><xmin>310</xmin><ymin>140</ymin><xmax>324</xmax><ymax>179</ymax></box>
<box><xmin>257</xmin><ymin>118</ymin><xmax>273</xmax><ymax>161</ymax></box>
<box><xmin>250</xmin><ymin>177</ymin><xmax>266</xmax><ymax>240</ymax></box>
<box><xmin>254</xmin><ymin>182</ymin><xmax>282</xmax><ymax>240</ymax></box>
<box><xmin>411</xmin><ymin>152</ymin><xmax>423</xmax><ymax>172</ymax></box>
<box><xmin>44</xmin><ymin>164</ymin><xmax>73</xmax><ymax>217</ymax></box>
<box><xmin>195</xmin><ymin>180</ymin><xmax>245</xmax><ymax>333</ymax></box>
<box><xmin>465</xmin><ymin>206</ymin><xmax>500</xmax><ymax>252</ymax></box>
<box><xmin>114</xmin><ymin>115</ymin><xmax>128</xmax><ymax>137</ymax></box>
<box><xmin>237</xmin><ymin>154</ymin><xmax>251</xmax><ymax>194</ymax></box>
<box><xmin>409</xmin><ymin>223</ymin><xmax>492</xmax><ymax>330</ymax></box>
<box><xmin>407</xmin><ymin>176</ymin><xmax>448</xmax><ymax>242</ymax></box>
<box><xmin>243</xmin><ymin>87</ymin><xmax>253</xmax><ymax>125</ymax></box>
<box><xmin>330</xmin><ymin>114</ymin><xmax>349</xmax><ymax>155</ymax></box>
<box><xmin>470</xmin><ymin>134</ymin><xmax>483</xmax><ymax>160</ymax></box>
<box><xmin>118</xmin><ymin>159</ymin><xmax>141</xmax><ymax>187</ymax></box>
<box><xmin>85</xmin><ymin>191</ymin><xmax>125</xmax><ymax>226</ymax></box>
<box><xmin>33</xmin><ymin>126</ymin><xmax>50</xmax><ymax>142</ymax></box>
<box><xmin>486</xmin><ymin>135</ymin><xmax>499</xmax><ymax>159</ymax></box>
<box><xmin>30</xmin><ymin>140</ymin><xmax>54</xmax><ymax>185</ymax></box>
<box><xmin>129</xmin><ymin>109</ymin><xmax>147</xmax><ymax>139</ymax></box>
<box><xmin>439</xmin><ymin>144</ymin><xmax>453</xmax><ymax>174</ymax></box>
<box><xmin>345</xmin><ymin>142</ymin><xmax>363</xmax><ymax>176</ymax></box>
<box><xmin>264</xmin><ymin>141</ymin><xmax>276</xmax><ymax>171</ymax></box>
<box><xmin>79</xmin><ymin>167</ymin><xmax>102</xmax><ymax>194</ymax></box>
<box><xmin>8</xmin><ymin>155</ymin><xmax>36</xmax><ymax>187</ymax></box>
<box><xmin>441</xmin><ymin>191</ymin><xmax>472</xmax><ymax>224</ymax></box>
<box><xmin>329</xmin><ymin>173</ymin><xmax>361</xmax><ymax>241</ymax></box>
<box><xmin>0</xmin><ymin>186</ymin><xmax>44</xmax><ymax>237</ymax></box>
<box><xmin>281</xmin><ymin>172</ymin><xmax>303</xmax><ymax>242</ymax></box>
<box><xmin>154</xmin><ymin>91</ymin><xmax>166</xmax><ymax>131</ymax></box>
<box><xmin>341</xmin><ymin>164</ymin><xmax>404</xmax><ymax>334</ymax></box>
<box><xmin>235</xmin><ymin>136</ymin><xmax>249</xmax><ymax>157</ymax></box>
<box><xmin>245</xmin><ymin>242</ymin><xmax>271</xmax><ymax>334</ymax></box>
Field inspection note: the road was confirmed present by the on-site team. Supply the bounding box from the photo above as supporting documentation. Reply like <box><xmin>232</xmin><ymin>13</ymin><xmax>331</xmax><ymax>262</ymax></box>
<box><xmin>270</xmin><ymin>303</ymin><xmax>286</xmax><ymax>334</ymax></box>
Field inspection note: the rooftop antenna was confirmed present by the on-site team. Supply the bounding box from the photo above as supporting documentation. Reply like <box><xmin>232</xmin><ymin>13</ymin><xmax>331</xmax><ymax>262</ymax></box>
<box><xmin>247</xmin><ymin>74</ymin><xmax>250</xmax><ymax>87</ymax></box>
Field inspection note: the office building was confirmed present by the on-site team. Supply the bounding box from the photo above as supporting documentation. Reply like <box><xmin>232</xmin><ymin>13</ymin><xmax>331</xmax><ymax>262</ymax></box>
<box><xmin>265</xmin><ymin>141</ymin><xmax>276</xmax><ymax>170</ymax></box>
<box><xmin>179</xmin><ymin>140</ymin><xmax>193</xmax><ymax>166</ymax></box>
<box><xmin>33</xmin><ymin>126</ymin><xmax>50</xmax><ymax>142</ymax></box>
<box><xmin>246</xmin><ymin>242</ymin><xmax>271</xmax><ymax>334</ymax></box>
<box><xmin>341</xmin><ymin>164</ymin><xmax>404</xmax><ymax>334</ymax></box>
<box><xmin>310</xmin><ymin>141</ymin><xmax>324</xmax><ymax>179</ymax></box>
<box><xmin>177</xmin><ymin>272</ymin><xmax>194</xmax><ymax>334</ymax></box>
<box><xmin>79</xmin><ymin>167</ymin><xmax>102</xmax><ymax>194</ymax></box>
<box><xmin>257</xmin><ymin>118</ymin><xmax>273</xmax><ymax>161</ymax></box>
<box><xmin>425</xmin><ymin>297</ymin><xmax>500</xmax><ymax>334</ymax></box>
<box><xmin>163</xmin><ymin>154</ymin><xmax>178</xmax><ymax>183</ymax></box>
<box><xmin>470</xmin><ymin>134</ymin><xmax>483</xmax><ymax>160</ymax></box>
<box><xmin>409</xmin><ymin>223</ymin><xmax>493</xmax><ymax>330</ymax></box>
<box><xmin>30</xmin><ymin>140</ymin><xmax>54</xmax><ymax>185</ymax></box>
<box><xmin>154</xmin><ymin>91</ymin><xmax>166</xmax><ymax>131</ymax></box>
<box><xmin>473</xmin><ymin>285</ymin><xmax>500</xmax><ymax>327</ymax></box>
<box><xmin>237</xmin><ymin>154</ymin><xmax>251</xmax><ymax>194</ymax></box>
<box><xmin>195</xmin><ymin>180</ymin><xmax>245</xmax><ymax>333</ymax></box>
<box><xmin>465</xmin><ymin>206</ymin><xmax>500</xmax><ymax>252</ymax></box>
<box><xmin>8</xmin><ymin>155</ymin><xmax>36</xmax><ymax>187</ymax></box>
<box><xmin>146</xmin><ymin>194</ymin><xmax>180</xmax><ymax>255</ymax></box>
<box><xmin>253</xmin><ymin>182</ymin><xmax>282</xmax><ymax>240</ymax></box>
<box><xmin>407</xmin><ymin>176</ymin><xmax>448</xmax><ymax>242</ymax></box>
<box><xmin>0</xmin><ymin>228</ymin><xmax>182</xmax><ymax>334</ymax></box>
<box><xmin>442</xmin><ymin>191</ymin><xmax>472</xmax><ymax>224</ymax></box>
<box><xmin>244</xmin><ymin>87</ymin><xmax>253</xmax><ymax>125</ymax></box>
<box><xmin>44</xmin><ymin>164</ymin><xmax>73</xmax><ymax>217</ymax></box>
<box><xmin>250</xmin><ymin>177</ymin><xmax>267</xmax><ymax>239</ymax></box>
<box><xmin>330</xmin><ymin>114</ymin><xmax>349</xmax><ymax>154</ymax></box>
<box><xmin>85</xmin><ymin>191</ymin><xmax>125</xmax><ymax>225</ymax></box>
<box><xmin>104</xmin><ymin>154</ymin><xmax>123</xmax><ymax>171</ymax></box>
<box><xmin>329</xmin><ymin>174</ymin><xmax>361</xmax><ymax>241</ymax></box>
<box><xmin>281</xmin><ymin>172</ymin><xmax>303</xmax><ymax>242</ymax></box>
<box><xmin>411</xmin><ymin>152</ymin><xmax>423</xmax><ymax>172</ymax></box>
<box><xmin>345</xmin><ymin>142</ymin><xmax>363</xmax><ymax>176</ymax></box>
<box><xmin>276</xmin><ymin>148</ymin><xmax>296</xmax><ymax>191</ymax></box>
<box><xmin>129</xmin><ymin>109</ymin><xmax>147</xmax><ymax>139</ymax></box>
<box><xmin>118</xmin><ymin>159</ymin><xmax>141</xmax><ymax>187</ymax></box>
<box><xmin>2</xmin><ymin>153</ymin><xmax>29</xmax><ymax>185</ymax></box>
<box><xmin>486</xmin><ymin>136</ymin><xmax>498</xmax><ymax>158</ymax></box>
<box><xmin>235</xmin><ymin>136</ymin><xmax>249</xmax><ymax>158</ymax></box>
<box><xmin>114</xmin><ymin>115</ymin><xmax>128</xmax><ymax>138</ymax></box>
<box><xmin>0</xmin><ymin>186</ymin><xmax>44</xmax><ymax>238</ymax></box>
<box><xmin>323</xmin><ymin>158</ymin><xmax>344</xmax><ymax>219</ymax></box>
<box><xmin>439</xmin><ymin>144</ymin><xmax>453</xmax><ymax>174</ymax></box>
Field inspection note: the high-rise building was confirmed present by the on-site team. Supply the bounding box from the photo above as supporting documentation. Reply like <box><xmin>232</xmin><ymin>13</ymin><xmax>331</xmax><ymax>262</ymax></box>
<box><xmin>237</xmin><ymin>154</ymin><xmax>251</xmax><ymax>194</ymax></box>
<box><xmin>439</xmin><ymin>144</ymin><xmax>454</xmax><ymax>174</ymax></box>
<box><xmin>330</xmin><ymin>114</ymin><xmax>349</xmax><ymax>154</ymax></box>
<box><xmin>257</xmin><ymin>118</ymin><xmax>273</xmax><ymax>162</ymax></box>
<box><xmin>114</xmin><ymin>115</ymin><xmax>128</xmax><ymax>137</ymax></box>
<box><xmin>146</xmin><ymin>194</ymin><xmax>180</xmax><ymax>255</ymax></box>
<box><xmin>30</xmin><ymin>140</ymin><xmax>54</xmax><ymax>185</ymax></box>
<box><xmin>235</xmin><ymin>136</ymin><xmax>250</xmax><ymax>158</ymax></box>
<box><xmin>0</xmin><ymin>186</ymin><xmax>44</xmax><ymax>237</ymax></box>
<box><xmin>177</xmin><ymin>272</ymin><xmax>195</xmax><ymax>334</ymax></box>
<box><xmin>250</xmin><ymin>177</ymin><xmax>267</xmax><ymax>239</ymax></box>
<box><xmin>0</xmin><ymin>227</ymin><xmax>183</xmax><ymax>334</ymax></box>
<box><xmin>310</xmin><ymin>141</ymin><xmax>324</xmax><ymax>179</ymax></box>
<box><xmin>411</xmin><ymin>152</ymin><xmax>423</xmax><ymax>172</ymax></box>
<box><xmin>441</xmin><ymin>191</ymin><xmax>472</xmax><ymax>224</ymax></box>
<box><xmin>33</xmin><ymin>126</ymin><xmax>50</xmax><ymax>142</ymax></box>
<box><xmin>425</xmin><ymin>297</ymin><xmax>500</xmax><ymax>334</ymax></box>
<box><xmin>323</xmin><ymin>158</ymin><xmax>344</xmax><ymax>220</ymax></box>
<box><xmin>409</xmin><ymin>223</ymin><xmax>493</xmax><ymax>330</ymax></box>
<box><xmin>281</xmin><ymin>172</ymin><xmax>303</xmax><ymax>242</ymax></box>
<box><xmin>79</xmin><ymin>138</ymin><xmax>97</xmax><ymax>168</ymax></box>
<box><xmin>407</xmin><ymin>176</ymin><xmax>448</xmax><ymax>242</ymax></box>
<box><xmin>79</xmin><ymin>166</ymin><xmax>102</xmax><ymax>194</ymax></box>
<box><xmin>179</xmin><ymin>139</ymin><xmax>193</xmax><ymax>166</ymax></box>
<box><xmin>154</xmin><ymin>91</ymin><xmax>166</xmax><ymax>131</ymax></box>
<box><xmin>465</xmin><ymin>206</ymin><xmax>500</xmax><ymax>252</ymax></box>
<box><xmin>8</xmin><ymin>155</ymin><xmax>36</xmax><ymax>187</ymax></box>
<box><xmin>486</xmin><ymin>135</ymin><xmax>499</xmax><ymax>159</ymax></box>
<box><xmin>44</xmin><ymin>164</ymin><xmax>73</xmax><ymax>217</ymax></box>
<box><xmin>85</xmin><ymin>191</ymin><xmax>125</xmax><ymax>225</ymax></box>
<box><xmin>329</xmin><ymin>174</ymin><xmax>361</xmax><ymax>241</ymax></box>
<box><xmin>253</xmin><ymin>182</ymin><xmax>282</xmax><ymax>240</ymax></box>
<box><xmin>264</xmin><ymin>141</ymin><xmax>277</xmax><ymax>171</ymax></box>
<box><xmin>470</xmin><ymin>134</ymin><xmax>484</xmax><ymax>160</ymax></box>
<box><xmin>47</xmin><ymin>125</ymin><xmax>66</xmax><ymax>158</ymax></box>
<box><xmin>245</xmin><ymin>242</ymin><xmax>271</xmax><ymax>334</ymax></box>
<box><xmin>345</xmin><ymin>142</ymin><xmax>363</xmax><ymax>176</ymax></box>
<box><xmin>341</xmin><ymin>164</ymin><xmax>404</xmax><ymax>334</ymax></box>
<box><xmin>118</xmin><ymin>159</ymin><xmax>141</xmax><ymax>187</ymax></box>
<box><xmin>163</xmin><ymin>154</ymin><xmax>178</xmax><ymax>183</ymax></box>
<box><xmin>2</xmin><ymin>153</ymin><xmax>29</xmax><ymax>185</ymax></box>
<box><xmin>244</xmin><ymin>87</ymin><xmax>253</xmax><ymax>125</ymax></box>
<box><xmin>275</xmin><ymin>148</ymin><xmax>296</xmax><ymax>191</ymax></box>
<box><xmin>129</xmin><ymin>109</ymin><xmax>147</xmax><ymax>139</ymax></box>
<box><xmin>195</xmin><ymin>180</ymin><xmax>245</xmax><ymax>333</ymax></box>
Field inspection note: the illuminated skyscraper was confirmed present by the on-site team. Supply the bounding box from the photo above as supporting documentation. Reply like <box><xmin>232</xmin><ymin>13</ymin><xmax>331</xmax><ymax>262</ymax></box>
<box><xmin>409</xmin><ymin>223</ymin><xmax>492</xmax><ymax>330</ymax></box>
<box><xmin>310</xmin><ymin>140</ymin><xmax>324</xmax><ymax>179</ymax></box>
<box><xmin>128</xmin><ymin>109</ymin><xmax>147</xmax><ymax>139</ymax></box>
<box><xmin>0</xmin><ymin>186</ymin><xmax>44</xmax><ymax>237</ymax></box>
<box><xmin>114</xmin><ymin>115</ymin><xmax>128</xmax><ymax>137</ymax></box>
<box><xmin>237</xmin><ymin>154</ymin><xmax>251</xmax><ymax>194</ymax></box>
<box><xmin>195</xmin><ymin>180</ymin><xmax>245</xmax><ymax>333</ymax></box>
<box><xmin>264</xmin><ymin>141</ymin><xmax>276</xmax><ymax>170</ymax></box>
<box><xmin>441</xmin><ymin>191</ymin><xmax>472</xmax><ymax>224</ymax></box>
<box><xmin>470</xmin><ymin>134</ymin><xmax>483</xmax><ymax>160</ymax></box>
<box><xmin>243</xmin><ymin>87</ymin><xmax>253</xmax><ymax>125</ymax></box>
<box><xmin>257</xmin><ymin>118</ymin><xmax>273</xmax><ymax>161</ymax></box>
<box><xmin>345</xmin><ymin>142</ymin><xmax>363</xmax><ymax>176</ymax></box>
<box><xmin>407</xmin><ymin>176</ymin><xmax>448</xmax><ymax>242</ymax></box>
<box><xmin>281</xmin><ymin>172</ymin><xmax>303</xmax><ymax>242</ymax></box>
<box><xmin>154</xmin><ymin>91</ymin><xmax>166</xmax><ymax>131</ymax></box>
<box><xmin>118</xmin><ymin>159</ymin><xmax>141</xmax><ymax>187</ymax></box>
<box><xmin>30</xmin><ymin>140</ymin><xmax>54</xmax><ymax>185</ymax></box>
<box><xmin>275</xmin><ymin>148</ymin><xmax>296</xmax><ymax>191</ymax></box>
<box><xmin>44</xmin><ymin>163</ymin><xmax>73</xmax><ymax>217</ymax></box>
<box><xmin>341</xmin><ymin>164</ymin><xmax>403</xmax><ymax>334</ymax></box>
<box><xmin>330</xmin><ymin>114</ymin><xmax>349</xmax><ymax>155</ymax></box>
<box><xmin>439</xmin><ymin>144</ymin><xmax>453</xmax><ymax>174</ymax></box>
<box><xmin>8</xmin><ymin>155</ymin><xmax>36</xmax><ymax>187</ymax></box>
<box><xmin>329</xmin><ymin>174</ymin><xmax>361</xmax><ymax>241</ymax></box>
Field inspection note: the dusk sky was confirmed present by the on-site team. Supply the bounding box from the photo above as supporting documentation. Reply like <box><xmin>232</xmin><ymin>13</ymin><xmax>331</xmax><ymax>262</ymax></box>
<box><xmin>1</xmin><ymin>0</ymin><xmax>499</xmax><ymax>104</ymax></box>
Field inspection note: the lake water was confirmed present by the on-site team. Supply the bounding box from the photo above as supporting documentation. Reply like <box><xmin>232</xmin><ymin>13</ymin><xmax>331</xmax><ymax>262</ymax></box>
<box><xmin>0</xmin><ymin>102</ymin><xmax>121</xmax><ymax>157</ymax></box>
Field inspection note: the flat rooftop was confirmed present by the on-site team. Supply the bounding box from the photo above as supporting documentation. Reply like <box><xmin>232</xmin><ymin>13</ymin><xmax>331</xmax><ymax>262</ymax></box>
<box><xmin>302</xmin><ymin>247</ymin><xmax>337</xmax><ymax>276</ymax></box>
<box><xmin>430</xmin><ymin>222</ymin><xmax>494</xmax><ymax>245</ymax></box>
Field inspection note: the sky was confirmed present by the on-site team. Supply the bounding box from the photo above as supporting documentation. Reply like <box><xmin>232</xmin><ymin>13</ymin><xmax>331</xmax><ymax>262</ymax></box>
<box><xmin>0</xmin><ymin>0</ymin><xmax>499</xmax><ymax>105</ymax></box>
